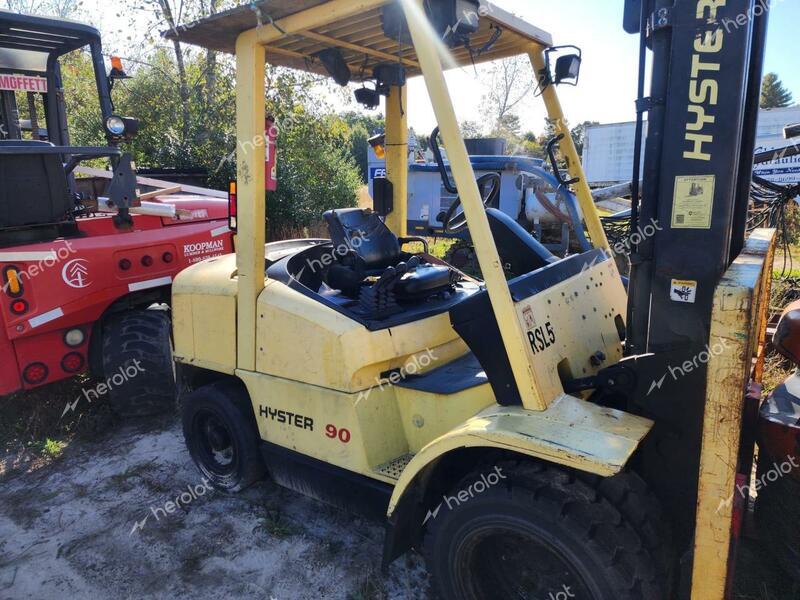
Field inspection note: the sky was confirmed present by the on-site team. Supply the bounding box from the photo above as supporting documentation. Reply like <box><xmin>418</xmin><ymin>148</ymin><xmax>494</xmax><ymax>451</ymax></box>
<box><xmin>78</xmin><ymin>0</ymin><xmax>800</xmax><ymax>137</ymax></box>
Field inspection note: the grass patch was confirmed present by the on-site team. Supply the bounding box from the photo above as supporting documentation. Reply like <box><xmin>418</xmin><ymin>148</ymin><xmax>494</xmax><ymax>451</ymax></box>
<box><xmin>38</xmin><ymin>438</ymin><xmax>65</xmax><ymax>458</ymax></box>
<box><xmin>0</xmin><ymin>375</ymin><xmax>118</xmax><ymax>477</ymax></box>
<box><xmin>252</xmin><ymin>507</ymin><xmax>297</xmax><ymax>539</ymax></box>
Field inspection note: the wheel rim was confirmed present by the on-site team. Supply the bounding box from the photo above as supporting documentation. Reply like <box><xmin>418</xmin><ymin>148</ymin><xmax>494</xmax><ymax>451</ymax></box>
<box><xmin>192</xmin><ymin>409</ymin><xmax>238</xmax><ymax>477</ymax></box>
<box><xmin>454</xmin><ymin>523</ymin><xmax>595</xmax><ymax>600</ymax></box>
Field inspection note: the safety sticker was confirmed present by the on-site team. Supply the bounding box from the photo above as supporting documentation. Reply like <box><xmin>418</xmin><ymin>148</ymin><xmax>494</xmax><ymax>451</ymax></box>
<box><xmin>671</xmin><ymin>279</ymin><xmax>697</xmax><ymax>304</ymax></box>
<box><xmin>671</xmin><ymin>175</ymin><xmax>715</xmax><ymax>229</ymax></box>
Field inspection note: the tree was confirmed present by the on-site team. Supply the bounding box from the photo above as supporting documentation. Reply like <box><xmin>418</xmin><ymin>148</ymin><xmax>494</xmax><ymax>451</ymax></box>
<box><xmin>460</xmin><ymin>120</ymin><xmax>484</xmax><ymax>139</ymax></box>
<box><xmin>761</xmin><ymin>73</ymin><xmax>794</xmax><ymax>109</ymax></box>
<box><xmin>340</xmin><ymin>111</ymin><xmax>385</xmax><ymax>182</ymax></box>
<box><xmin>480</xmin><ymin>56</ymin><xmax>536</xmax><ymax>139</ymax></box>
<box><xmin>1</xmin><ymin>0</ymin><xmax>79</xmax><ymax>16</ymax></box>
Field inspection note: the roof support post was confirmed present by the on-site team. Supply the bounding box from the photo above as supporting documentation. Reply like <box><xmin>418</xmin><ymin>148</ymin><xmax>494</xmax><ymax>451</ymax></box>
<box><xmin>401</xmin><ymin>0</ymin><xmax>546</xmax><ymax>411</ymax></box>
<box><xmin>528</xmin><ymin>46</ymin><xmax>610</xmax><ymax>253</ymax></box>
<box><xmin>235</xmin><ymin>30</ymin><xmax>266</xmax><ymax>372</ymax></box>
<box><xmin>384</xmin><ymin>83</ymin><xmax>408</xmax><ymax>237</ymax></box>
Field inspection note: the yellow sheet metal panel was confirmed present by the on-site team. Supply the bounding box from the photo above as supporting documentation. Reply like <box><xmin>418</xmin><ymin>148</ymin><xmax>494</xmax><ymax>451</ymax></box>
<box><xmin>238</xmin><ymin>369</ymin><xmax>382</xmax><ymax>474</ymax></box>
<box><xmin>395</xmin><ymin>383</ymin><xmax>496</xmax><ymax>453</ymax></box>
<box><xmin>514</xmin><ymin>254</ymin><xmax>627</xmax><ymax>404</ymax></box>
<box><xmin>173</xmin><ymin>254</ymin><xmax>239</xmax><ymax>373</ymax></box>
<box><xmin>235</xmin><ymin>32</ymin><xmax>266</xmax><ymax>371</ymax></box>
<box><xmin>402</xmin><ymin>0</ymin><xmax>546</xmax><ymax>412</ymax></box>
<box><xmin>255</xmin><ymin>280</ymin><xmax>468</xmax><ymax>392</ymax></box>
<box><xmin>172</xmin><ymin>293</ymin><xmax>195</xmax><ymax>365</ymax></box>
<box><xmin>384</xmin><ymin>83</ymin><xmax>408</xmax><ymax>237</ymax></box>
<box><xmin>528</xmin><ymin>46</ymin><xmax>610</xmax><ymax>253</ymax></box>
<box><xmin>388</xmin><ymin>396</ymin><xmax>654</xmax><ymax>515</ymax></box>
<box><xmin>691</xmin><ymin>229</ymin><xmax>776</xmax><ymax>600</ymax></box>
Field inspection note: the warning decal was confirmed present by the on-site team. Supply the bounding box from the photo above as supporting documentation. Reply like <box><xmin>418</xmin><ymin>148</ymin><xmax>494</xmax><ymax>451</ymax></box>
<box><xmin>670</xmin><ymin>279</ymin><xmax>698</xmax><ymax>304</ymax></box>
<box><xmin>671</xmin><ymin>175</ymin><xmax>715</xmax><ymax>229</ymax></box>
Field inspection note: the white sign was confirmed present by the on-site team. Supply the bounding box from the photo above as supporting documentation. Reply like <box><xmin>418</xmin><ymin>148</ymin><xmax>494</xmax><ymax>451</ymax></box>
<box><xmin>0</xmin><ymin>74</ymin><xmax>47</xmax><ymax>93</ymax></box>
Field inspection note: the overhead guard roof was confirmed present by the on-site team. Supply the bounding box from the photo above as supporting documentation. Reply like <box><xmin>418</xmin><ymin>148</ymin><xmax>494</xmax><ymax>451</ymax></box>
<box><xmin>165</xmin><ymin>0</ymin><xmax>553</xmax><ymax>81</ymax></box>
<box><xmin>0</xmin><ymin>9</ymin><xmax>101</xmax><ymax>72</ymax></box>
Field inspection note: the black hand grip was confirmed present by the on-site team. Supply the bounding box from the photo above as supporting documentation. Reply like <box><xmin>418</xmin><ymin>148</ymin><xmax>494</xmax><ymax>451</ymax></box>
<box><xmin>430</xmin><ymin>126</ymin><xmax>458</xmax><ymax>195</ymax></box>
<box><xmin>546</xmin><ymin>134</ymin><xmax>580</xmax><ymax>187</ymax></box>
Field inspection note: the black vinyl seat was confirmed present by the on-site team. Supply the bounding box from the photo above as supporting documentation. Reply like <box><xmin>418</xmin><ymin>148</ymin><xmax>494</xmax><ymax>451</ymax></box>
<box><xmin>0</xmin><ymin>140</ymin><xmax>72</xmax><ymax>229</ymax></box>
<box><xmin>323</xmin><ymin>209</ymin><xmax>457</xmax><ymax>313</ymax></box>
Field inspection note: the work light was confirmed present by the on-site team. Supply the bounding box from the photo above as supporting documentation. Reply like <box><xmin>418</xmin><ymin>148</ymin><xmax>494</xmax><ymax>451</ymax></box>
<box><xmin>105</xmin><ymin>115</ymin><xmax>126</xmax><ymax>136</ymax></box>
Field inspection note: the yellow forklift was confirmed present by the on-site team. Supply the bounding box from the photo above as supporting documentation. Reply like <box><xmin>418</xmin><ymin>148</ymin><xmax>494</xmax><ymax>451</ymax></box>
<box><xmin>166</xmin><ymin>1</ymin><xmax>778</xmax><ymax>598</ymax></box>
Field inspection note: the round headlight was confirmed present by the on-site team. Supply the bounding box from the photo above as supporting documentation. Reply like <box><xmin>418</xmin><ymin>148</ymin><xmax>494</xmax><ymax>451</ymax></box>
<box><xmin>105</xmin><ymin>115</ymin><xmax>126</xmax><ymax>136</ymax></box>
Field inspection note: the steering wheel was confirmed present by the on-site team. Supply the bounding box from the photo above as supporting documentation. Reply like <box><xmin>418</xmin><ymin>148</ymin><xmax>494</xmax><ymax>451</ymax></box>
<box><xmin>441</xmin><ymin>172</ymin><xmax>501</xmax><ymax>234</ymax></box>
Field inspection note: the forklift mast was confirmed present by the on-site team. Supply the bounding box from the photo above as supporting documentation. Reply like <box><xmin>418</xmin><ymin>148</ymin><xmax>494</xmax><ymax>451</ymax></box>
<box><xmin>622</xmin><ymin>0</ymin><xmax>769</xmax><ymax>541</ymax></box>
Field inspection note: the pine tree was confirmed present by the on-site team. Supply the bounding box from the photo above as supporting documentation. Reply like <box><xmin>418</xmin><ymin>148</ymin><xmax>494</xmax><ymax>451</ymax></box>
<box><xmin>761</xmin><ymin>73</ymin><xmax>794</xmax><ymax>109</ymax></box>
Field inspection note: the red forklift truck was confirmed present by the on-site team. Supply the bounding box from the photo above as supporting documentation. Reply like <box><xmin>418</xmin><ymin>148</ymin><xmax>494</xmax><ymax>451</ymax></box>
<box><xmin>0</xmin><ymin>10</ymin><xmax>235</xmax><ymax>415</ymax></box>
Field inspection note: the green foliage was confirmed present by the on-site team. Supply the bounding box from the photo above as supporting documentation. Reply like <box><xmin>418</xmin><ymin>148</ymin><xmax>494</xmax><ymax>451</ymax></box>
<box><xmin>59</xmin><ymin>47</ymin><xmax>362</xmax><ymax>237</ymax></box>
<box><xmin>761</xmin><ymin>73</ymin><xmax>794</xmax><ymax>109</ymax></box>
<box><xmin>340</xmin><ymin>111</ymin><xmax>385</xmax><ymax>182</ymax></box>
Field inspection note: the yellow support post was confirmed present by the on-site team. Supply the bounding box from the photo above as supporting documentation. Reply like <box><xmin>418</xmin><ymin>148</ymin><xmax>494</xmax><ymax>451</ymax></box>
<box><xmin>401</xmin><ymin>0</ymin><xmax>546</xmax><ymax>411</ymax></box>
<box><xmin>528</xmin><ymin>46</ymin><xmax>610</xmax><ymax>252</ymax></box>
<box><xmin>235</xmin><ymin>30</ymin><xmax>266</xmax><ymax>371</ymax></box>
<box><xmin>384</xmin><ymin>84</ymin><xmax>408</xmax><ymax>237</ymax></box>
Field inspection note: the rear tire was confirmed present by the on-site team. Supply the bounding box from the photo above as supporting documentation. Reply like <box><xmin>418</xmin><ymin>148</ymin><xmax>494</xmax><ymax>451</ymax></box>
<box><xmin>424</xmin><ymin>461</ymin><xmax>665</xmax><ymax>600</ymax></box>
<box><xmin>101</xmin><ymin>309</ymin><xmax>176</xmax><ymax>417</ymax></box>
<box><xmin>182</xmin><ymin>380</ymin><xmax>265</xmax><ymax>493</ymax></box>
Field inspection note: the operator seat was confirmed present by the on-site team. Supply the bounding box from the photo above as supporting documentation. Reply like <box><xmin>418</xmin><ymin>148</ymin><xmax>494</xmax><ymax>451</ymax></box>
<box><xmin>0</xmin><ymin>140</ymin><xmax>72</xmax><ymax>229</ymax></box>
<box><xmin>323</xmin><ymin>208</ymin><xmax>457</xmax><ymax>314</ymax></box>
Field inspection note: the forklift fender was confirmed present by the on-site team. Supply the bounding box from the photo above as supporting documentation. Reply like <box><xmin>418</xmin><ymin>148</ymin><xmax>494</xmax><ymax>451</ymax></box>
<box><xmin>387</xmin><ymin>396</ymin><xmax>653</xmax><ymax>518</ymax></box>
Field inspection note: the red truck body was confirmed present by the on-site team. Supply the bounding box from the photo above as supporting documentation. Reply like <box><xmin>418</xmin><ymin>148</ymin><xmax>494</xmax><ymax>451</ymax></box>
<box><xmin>0</xmin><ymin>195</ymin><xmax>233</xmax><ymax>395</ymax></box>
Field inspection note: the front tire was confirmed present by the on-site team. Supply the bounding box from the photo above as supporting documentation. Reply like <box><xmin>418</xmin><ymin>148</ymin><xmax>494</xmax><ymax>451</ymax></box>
<box><xmin>424</xmin><ymin>461</ymin><xmax>665</xmax><ymax>600</ymax></box>
<box><xmin>101</xmin><ymin>309</ymin><xmax>176</xmax><ymax>417</ymax></box>
<box><xmin>182</xmin><ymin>380</ymin><xmax>265</xmax><ymax>493</ymax></box>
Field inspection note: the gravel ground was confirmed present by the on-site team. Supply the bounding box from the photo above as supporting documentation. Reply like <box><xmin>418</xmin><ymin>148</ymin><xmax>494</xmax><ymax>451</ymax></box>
<box><xmin>0</xmin><ymin>417</ymin><xmax>428</xmax><ymax>600</ymax></box>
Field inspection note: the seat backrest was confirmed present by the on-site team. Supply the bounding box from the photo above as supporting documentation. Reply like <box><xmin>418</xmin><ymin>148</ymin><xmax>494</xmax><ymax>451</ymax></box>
<box><xmin>485</xmin><ymin>208</ymin><xmax>557</xmax><ymax>275</ymax></box>
<box><xmin>323</xmin><ymin>208</ymin><xmax>401</xmax><ymax>269</ymax></box>
<box><xmin>774</xmin><ymin>300</ymin><xmax>800</xmax><ymax>366</ymax></box>
<box><xmin>0</xmin><ymin>141</ymin><xmax>72</xmax><ymax>228</ymax></box>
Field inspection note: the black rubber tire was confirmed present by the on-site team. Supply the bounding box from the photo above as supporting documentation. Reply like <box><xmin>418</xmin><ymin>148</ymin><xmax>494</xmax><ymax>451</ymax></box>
<box><xmin>182</xmin><ymin>380</ymin><xmax>265</xmax><ymax>493</ymax></box>
<box><xmin>594</xmin><ymin>470</ymin><xmax>674</xmax><ymax>585</ymax></box>
<box><xmin>101</xmin><ymin>309</ymin><xmax>176</xmax><ymax>417</ymax></box>
<box><xmin>424</xmin><ymin>461</ymin><xmax>666</xmax><ymax>600</ymax></box>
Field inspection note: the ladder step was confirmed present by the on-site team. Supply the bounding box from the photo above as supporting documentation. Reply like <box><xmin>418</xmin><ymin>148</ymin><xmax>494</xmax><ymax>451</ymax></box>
<box><xmin>375</xmin><ymin>453</ymin><xmax>414</xmax><ymax>480</ymax></box>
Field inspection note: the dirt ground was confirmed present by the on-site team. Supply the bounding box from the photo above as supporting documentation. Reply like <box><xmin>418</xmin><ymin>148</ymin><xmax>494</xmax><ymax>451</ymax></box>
<box><xmin>0</xmin><ymin>410</ymin><xmax>429</xmax><ymax>600</ymax></box>
<box><xmin>0</xmin><ymin>380</ymin><xmax>797</xmax><ymax>600</ymax></box>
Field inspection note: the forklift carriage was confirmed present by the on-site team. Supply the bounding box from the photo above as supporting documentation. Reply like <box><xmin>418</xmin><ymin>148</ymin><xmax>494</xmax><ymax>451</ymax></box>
<box><xmin>168</xmin><ymin>1</ymin><xmax>778</xmax><ymax>598</ymax></box>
